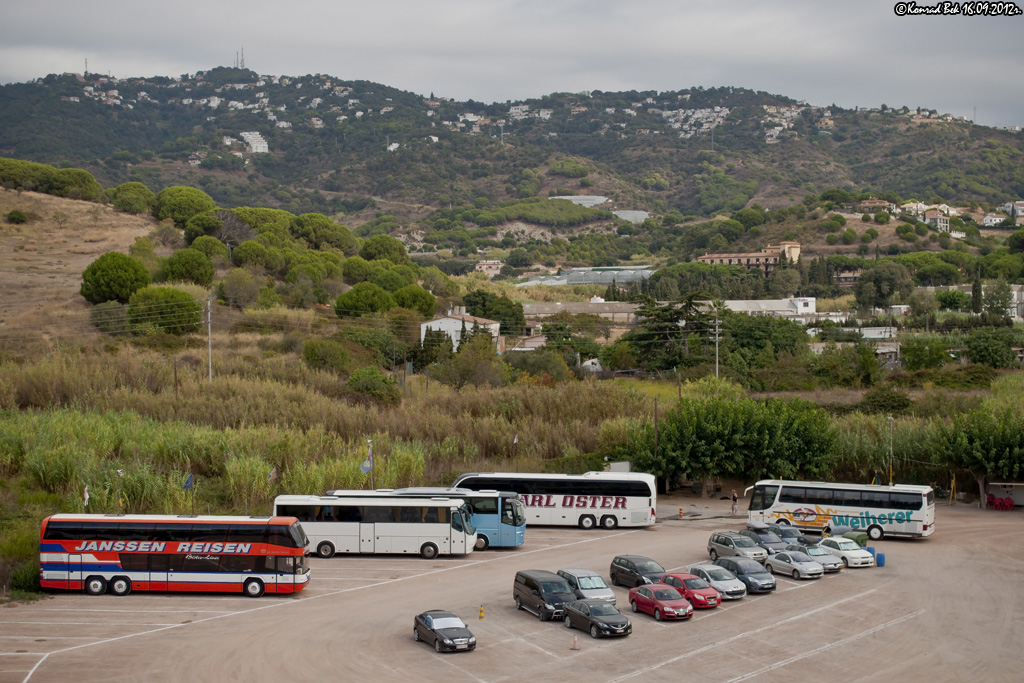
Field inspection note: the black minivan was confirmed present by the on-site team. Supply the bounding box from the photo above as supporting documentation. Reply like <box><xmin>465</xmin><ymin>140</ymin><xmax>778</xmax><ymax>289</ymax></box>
<box><xmin>513</xmin><ymin>570</ymin><xmax>575</xmax><ymax>621</ymax></box>
<box><xmin>713</xmin><ymin>557</ymin><xmax>776</xmax><ymax>594</ymax></box>
<box><xmin>609</xmin><ymin>555</ymin><xmax>666</xmax><ymax>588</ymax></box>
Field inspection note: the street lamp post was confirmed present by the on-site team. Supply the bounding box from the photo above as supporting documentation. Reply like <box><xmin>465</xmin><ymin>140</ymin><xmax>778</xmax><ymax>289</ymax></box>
<box><xmin>887</xmin><ymin>416</ymin><xmax>895</xmax><ymax>486</ymax></box>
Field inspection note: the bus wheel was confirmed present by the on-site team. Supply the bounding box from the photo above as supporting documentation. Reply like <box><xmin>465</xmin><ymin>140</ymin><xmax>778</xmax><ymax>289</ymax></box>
<box><xmin>317</xmin><ymin>541</ymin><xmax>336</xmax><ymax>558</ymax></box>
<box><xmin>84</xmin><ymin>576</ymin><xmax>107</xmax><ymax>596</ymax></box>
<box><xmin>578</xmin><ymin>515</ymin><xmax>596</xmax><ymax>530</ymax></box>
<box><xmin>109</xmin><ymin>576</ymin><xmax>132</xmax><ymax>596</ymax></box>
<box><xmin>420</xmin><ymin>543</ymin><xmax>439</xmax><ymax>560</ymax></box>
<box><xmin>474</xmin><ymin>535</ymin><xmax>489</xmax><ymax>551</ymax></box>
<box><xmin>600</xmin><ymin>515</ymin><xmax>619</xmax><ymax>530</ymax></box>
<box><xmin>867</xmin><ymin>525</ymin><xmax>884</xmax><ymax>541</ymax></box>
<box><xmin>243</xmin><ymin>578</ymin><xmax>265</xmax><ymax>598</ymax></box>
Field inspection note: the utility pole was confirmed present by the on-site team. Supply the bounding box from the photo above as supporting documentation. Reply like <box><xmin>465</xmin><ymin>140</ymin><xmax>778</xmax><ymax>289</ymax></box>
<box><xmin>207</xmin><ymin>295</ymin><xmax>213</xmax><ymax>383</ymax></box>
<box><xmin>714</xmin><ymin>311</ymin><xmax>720</xmax><ymax>378</ymax></box>
<box><xmin>887</xmin><ymin>416</ymin><xmax>895</xmax><ymax>486</ymax></box>
<box><xmin>653</xmin><ymin>398</ymin><xmax>659</xmax><ymax>472</ymax></box>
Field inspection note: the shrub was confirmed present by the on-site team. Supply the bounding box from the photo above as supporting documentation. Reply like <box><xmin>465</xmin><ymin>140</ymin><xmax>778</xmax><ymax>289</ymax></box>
<box><xmin>154</xmin><ymin>186</ymin><xmax>216</xmax><ymax>227</ymax></box>
<box><xmin>232</xmin><ymin>240</ymin><xmax>268</xmax><ymax>268</ymax></box>
<box><xmin>80</xmin><ymin>252</ymin><xmax>152</xmax><ymax>304</ymax></box>
<box><xmin>190</xmin><ymin>235</ymin><xmax>230</xmax><ymax>263</ymax></box>
<box><xmin>858</xmin><ymin>386</ymin><xmax>912</xmax><ymax>415</ymax></box>
<box><xmin>219</xmin><ymin>268</ymin><xmax>262</xmax><ymax>309</ymax></box>
<box><xmin>126</xmin><ymin>286</ymin><xmax>203</xmax><ymax>335</ymax></box>
<box><xmin>162</xmin><ymin>249</ymin><xmax>215</xmax><ymax>287</ymax></box>
<box><xmin>826</xmin><ymin>233</ymin><xmax>839</xmax><ymax>245</ymax></box>
<box><xmin>6</xmin><ymin>209</ymin><xmax>27</xmax><ymax>224</ymax></box>
<box><xmin>334</xmin><ymin>282</ymin><xmax>396</xmax><ymax>317</ymax></box>
<box><xmin>302</xmin><ymin>339</ymin><xmax>351</xmax><ymax>373</ymax></box>
<box><xmin>110</xmin><ymin>181</ymin><xmax>156</xmax><ymax>214</ymax></box>
<box><xmin>392</xmin><ymin>284</ymin><xmax>437</xmax><ymax>318</ymax></box>
<box><xmin>345</xmin><ymin>366</ymin><xmax>401</xmax><ymax>404</ymax></box>
<box><xmin>184</xmin><ymin>212</ymin><xmax>224</xmax><ymax>245</ymax></box>
<box><xmin>11</xmin><ymin>561</ymin><xmax>40</xmax><ymax>592</ymax></box>
<box><xmin>90</xmin><ymin>301</ymin><xmax>128</xmax><ymax>335</ymax></box>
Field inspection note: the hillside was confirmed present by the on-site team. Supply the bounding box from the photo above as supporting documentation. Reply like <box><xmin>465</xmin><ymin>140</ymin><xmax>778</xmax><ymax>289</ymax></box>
<box><xmin>1</xmin><ymin>69</ymin><xmax>1022</xmax><ymax>220</ymax></box>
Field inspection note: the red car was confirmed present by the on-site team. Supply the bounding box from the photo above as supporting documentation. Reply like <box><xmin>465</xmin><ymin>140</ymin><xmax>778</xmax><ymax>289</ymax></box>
<box><xmin>627</xmin><ymin>583</ymin><xmax>694</xmax><ymax>621</ymax></box>
<box><xmin>662</xmin><ymin>572</ymin><xmax>721</xmax><ymax>609</ymax></box>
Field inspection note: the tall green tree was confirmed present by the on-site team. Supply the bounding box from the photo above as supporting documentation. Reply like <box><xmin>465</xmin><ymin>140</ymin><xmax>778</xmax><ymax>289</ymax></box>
<box><xmin>80</xmin><ymin>252</ymin><xmax>151</xmax><ymax>304</ymax></box>
<box><xmin>853</xmin><ymin>261</ymin><xmax>913</xmax><ymax>310</ymax></box>
<box><xmin>154</xmin><ymin>186</ymin><xmax>216</xmax><ymax>228</ymax></box>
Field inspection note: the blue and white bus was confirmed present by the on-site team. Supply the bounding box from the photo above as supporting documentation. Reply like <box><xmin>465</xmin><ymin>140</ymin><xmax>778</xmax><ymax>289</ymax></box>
<box><xmin>326</xmin><ymin>488</ymin><xmax>526</xmax><ymax>550</ymax></box>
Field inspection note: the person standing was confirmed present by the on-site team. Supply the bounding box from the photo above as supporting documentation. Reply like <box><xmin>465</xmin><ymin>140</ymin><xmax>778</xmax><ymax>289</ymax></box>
<box><xmin>731</xmin><ymin>489</ymin><xmax>738</xmax><ymax>516</ymax></box>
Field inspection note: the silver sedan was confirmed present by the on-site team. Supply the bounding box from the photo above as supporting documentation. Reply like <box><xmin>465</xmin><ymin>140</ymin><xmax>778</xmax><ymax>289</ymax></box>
<box><xmin>787</xmin><ymin>543</ymin><xmax>843</xmax><ymax>572</ymax></box>
<box><xmin>686</xmin><ymin>564</ymin><xmax>747</xmax><ymax>600</ymax></box>
<box><xmin>765</xmin><ymin>551</ymin><xmax>824</xmax><ymax>579</ymax></box>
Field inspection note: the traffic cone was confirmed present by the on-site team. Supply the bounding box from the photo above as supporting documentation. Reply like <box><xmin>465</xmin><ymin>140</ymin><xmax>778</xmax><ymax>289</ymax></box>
<box><xmin>679</xmin><ymin>508</ymin><xmax>684</xmax><ymax>519</ymax></box>
<box><xmin>478</xmin><ymin>604</ymin><xmax>485</xmax><ymax>620</ymax></box>
<box><xmin>571</xmin><ymin>634</ymin><xmax>580</xmax><ymax>650</ymax></box>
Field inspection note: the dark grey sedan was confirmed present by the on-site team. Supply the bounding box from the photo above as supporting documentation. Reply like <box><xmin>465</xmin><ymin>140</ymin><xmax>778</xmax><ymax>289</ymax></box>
<box><xmin>563</xmin><ymin>599</ymin><xmax>632</xmax><ymax>639</ymax></box>
<box><xmin>414</xmin><ymin>610</ymin><xmax>477</xmax><ymax>653</ymax></box>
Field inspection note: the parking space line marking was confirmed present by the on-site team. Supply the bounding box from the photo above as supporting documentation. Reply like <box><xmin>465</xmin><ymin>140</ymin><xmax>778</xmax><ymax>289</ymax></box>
<box><xmin>724</xmin><ymin>609</ymin><xmax>926</xmax><ymax>682</ymax></box>
<box><xmin>0</xmin><ymin>636</ymin><xmax>98</xmax><ymax>640</ymax></box>
<box><xmin>608</xmin><ymin>588</ymin><xmax>877</xmax><ymax>681</ymax></box>
<box><xmin>23</xmin><ymin>530</ymin><xmax>642</xmax><ymax>682</ymax></box>
<box><xmin>3</xmin><ymin>622</ymin><xmax>178</xmax><ymax>627</ymax></box>
<box><xmin>40</xmin><ymin>608</ymin><xmax>230</xmax><ymax>614</ymax></box>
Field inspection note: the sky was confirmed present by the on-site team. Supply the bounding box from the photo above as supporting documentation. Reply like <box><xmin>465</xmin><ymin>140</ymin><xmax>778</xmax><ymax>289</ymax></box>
<box><xmin>2</xmin><ymin>0</ymin><xmax>1023</xmax><ymax>128</ymax></box>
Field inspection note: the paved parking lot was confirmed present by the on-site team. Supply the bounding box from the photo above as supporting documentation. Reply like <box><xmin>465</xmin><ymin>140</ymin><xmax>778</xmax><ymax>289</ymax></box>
<box><xmin>2</xmin><ymin>503</ymin><xmax>1020</xmax><ymax>682</ymax></box>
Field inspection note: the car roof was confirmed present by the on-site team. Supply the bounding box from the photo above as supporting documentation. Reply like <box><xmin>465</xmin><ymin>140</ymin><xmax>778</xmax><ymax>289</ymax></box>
<box><xmin>422</xmin><ymin>610</ymin><xmax>457</xmax><ymax>619</ymax></box>
<box><xmin>615</xmin><ymin>554</ymin><xmax>655</xmax><ymax>561</ymax></box>
<box><xmin>574</xmin><ymin>598</ymin><xmax>620</xmax><ymax>607</ymax></box>
<box><xmin>559</xmin><ymin>568</ymin><xmax>600</xmax><ymax>577</ymax></box>
<box><xmin>662</xmin><ymin>572</ymin><xmax>698</xmax><ymax>580</ymax></box>
<box><xmin>714</xmin><ymin>531</ymin><xmax>748</xmax><ymax>538</ymax></box>
<box><xmin>517</xmin><ymin>569</ymin><xmax>562</xmax><ymax>580</ymax></box>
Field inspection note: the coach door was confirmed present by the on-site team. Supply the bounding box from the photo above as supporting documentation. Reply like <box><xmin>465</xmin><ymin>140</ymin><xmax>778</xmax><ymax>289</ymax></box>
<box><xmin>450</xmin><ymin>512</ymin><xmax>466</xmax><ymax>554</ymax></box>
<box><xmin>359</xmin><ymin>524</ymin><xmax>374</xmax><ymax>553</ymax></box>
<box><xmin>67</xmin><ymin>554</ymin><xmax>82</xmax><ymax>589</ymax></box>
<box><xmin>149</xmin><ymin>555</ymin><xmax>168</xmax><ymax>591</ymax></box>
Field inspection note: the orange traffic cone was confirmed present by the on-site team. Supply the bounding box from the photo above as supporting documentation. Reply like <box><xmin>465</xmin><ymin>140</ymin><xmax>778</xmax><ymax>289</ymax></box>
<box><xmin>571</xmin><ymin>634</ymin><xmax>580</xmax><ymax>650</ymax></box>
<box><xmin>478</xmin><ymin>604</ymin><xmax>485</xmax><ymax>620</ymax></box>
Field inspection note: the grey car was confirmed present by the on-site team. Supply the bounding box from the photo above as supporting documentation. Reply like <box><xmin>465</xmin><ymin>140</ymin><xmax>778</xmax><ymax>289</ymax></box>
<box><xmin>686</xmin><ymin>564</ymin><xmax>747</xmax><ymax>600</ymax></box>
<box><xmin>766</xmin><ymin>524</ymin><xmax>816</xmax><ymax>547</ymax></box>
<box><xmin>786</xmin><ymin>543</ymin><xmax>843</xmax><ymax>572</ymax></box>
<box><xmin>707</xmin><ymin>532</ymin><xmax>768</xmax><ymax>563</ymax></box>
<box><xmin>764</xmin><ymin>551</ymin><xmax>824</xmax><ymax>580</ymax></box>
<box><xmin>557</xmin><ymin>568</ymin><xmax>616</xmax><ymax>604</ymax></box>
<box><xmin>739</xmin><ymin>526</ymin><xmax>789</xmax><ymax>556</ymax></box>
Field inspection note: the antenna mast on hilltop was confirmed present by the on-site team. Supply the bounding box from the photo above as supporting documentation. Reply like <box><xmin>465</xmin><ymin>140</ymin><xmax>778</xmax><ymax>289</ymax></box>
<box><xmin>241</xmin><ymin>46</ymin><xmax>245</xmax><ymax>70</ymax></box>
<box><xmin>84</xmin><ymin>58</ymin><xmax>88</xmax><ymax>77</ymax></box>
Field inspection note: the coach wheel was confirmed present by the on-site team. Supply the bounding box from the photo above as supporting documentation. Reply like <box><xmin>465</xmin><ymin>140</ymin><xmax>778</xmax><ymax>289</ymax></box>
<box><xmin>475</xmin><ymin>535</ymin><xmax>490</xmax><ymax>551</ymax></box>
<box><xmin>109</xmin><ymin>576</ymin><xmax>132</xmax><ymax>596</ymax></box>
<box><xmin>578</xmin><ymin>515</ymin><xmax>596</xmax><ymax>530</ymax></box>
<box><xmin>243</xmin><ymin>578</ymin><xmax>265</xmax><ymax>598</ymax></box>
<box><xmin>420</xmin><ymin>542</ymin><xmax>439</xmax><ymax>560</ymax></box>
<box><xmin>316</xmin><ymin>541</ymin><xmax>336</xmax><ymax>558</ymax></box>
<box><xmin>867</xmin><ymin>525</ymin><xmax>884</xmax><ymax>542</ymax></box>
<box><xmin>777</xmin><ymin>519</ymin><xmax>791</xmax><ymax>526</ymax></box>
<box><xmin>600</xmin><ymin>515</ymin><xmax>619</xmax><ymax>530</ymax></box>
<box><xmin>84</xmin><ymin>576</ymin><xmax>107</xmax><ymax>596</ymax></box>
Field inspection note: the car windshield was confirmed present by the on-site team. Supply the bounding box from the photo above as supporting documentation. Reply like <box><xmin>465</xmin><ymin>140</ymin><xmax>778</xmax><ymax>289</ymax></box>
<box><xmin>433</xmin><ymin>617</ymin><xmax>465</xmax><ymax>629</ymax></box>
<box><xmin>836</xmin><ymin>540</ymin><xmax>859</xmax><ymax>550</ymax></box>
<box><xmin>788</xmin><ymin>552</ymin><xmax>812</xmax><ymax>563</ymax></box>
<box><xmin>805</xmin><ymin>546</ymin><xmax>829</xmax><ymax>556</ymax></box>
<box><xmin>542</xmin><ymin>581</ymin><xmax>572</xmax><ymax>593</ymax></box>
<box><xmin>704</xmin><ymin>568</ymin><xmax>735</xmax><ymax>581</ymax></box>
<box><xmin>590</xmin><ymin>603</ymin><xmax>620</xmax><ymax>616</ymax></box>
<box><xmin>733</xmin><ymin>537</ymin><xmax>756</xmax><ymax>548</ymax></box>
<box><xmin>654</xmin><ymin>588</ymin><xmax>682</xmax><ymax>600</ymax></box>
<box><xmin>636</xmin><ymin>560</ymin><xmax>664</xmax><ymax>573</ymax></box>
<box><xmin>578</xmin><ymin>576</ymin><xmax>608</xmax><ymax>590</ymax></box>
<box><xmin>684</xmin><ymin>578</ymin><xmax>710</xmax><ymax>589</ymax></box>
<box><xmin>735</xmin><ymin>560</ymin><xmax>763</xmax><ymax>573</ymax></box>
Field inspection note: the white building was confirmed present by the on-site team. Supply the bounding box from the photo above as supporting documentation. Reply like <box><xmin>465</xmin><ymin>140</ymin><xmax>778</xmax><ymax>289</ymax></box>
<box><xmin>420</xmin><ymin>314</ymin><xmax>501</xmax><ymax>351</ymax></box>
<box><xmin>239</xmin><ymin>131</ymin><xmax>268</xmax><ymax>153</ymax></box>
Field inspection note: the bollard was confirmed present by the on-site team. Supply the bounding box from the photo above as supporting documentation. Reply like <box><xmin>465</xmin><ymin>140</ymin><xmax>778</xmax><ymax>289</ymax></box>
<box><xmin>679</xmin><ymin>508</ymin><xmax>684</xmax><ymax>519</ymax></box>
<box><xmin>478</xmin><ymin>604</ymin><xmax>485</xmax><ymax>620</ymax></box>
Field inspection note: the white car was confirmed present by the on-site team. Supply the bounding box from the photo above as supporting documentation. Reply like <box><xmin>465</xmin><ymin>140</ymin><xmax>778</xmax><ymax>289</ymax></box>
<box><xmin>686</xmin><ymin>564</ymin><xmax>747</xmax><ymax>600</ymax></box>
<box><xmin>786</xmin><ymin>543</ymin><xmax>843</xmax><ymax>572</ymax></box>
<box><xmin>819</xmin><ymin>537</ymin><xmax>875</xmax><ymax>568</ymax></box>
<box><xmin>764</xmin><ymin>551</ymin><xmax>824</xmax><ymax>579</ymax></box>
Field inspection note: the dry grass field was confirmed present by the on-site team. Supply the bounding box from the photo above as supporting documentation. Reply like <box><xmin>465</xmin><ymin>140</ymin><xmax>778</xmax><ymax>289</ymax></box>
<box><xmin>0</xmin><ymin>189</ymin><xmax>155</xmax><ymax>340</ymax></box>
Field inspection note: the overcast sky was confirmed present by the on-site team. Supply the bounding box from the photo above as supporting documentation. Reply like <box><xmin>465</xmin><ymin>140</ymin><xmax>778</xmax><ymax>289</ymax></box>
<box><xmin>2</xmin><ymin>0</ymin><xmax>1022</xmax><ymax>127</ymax></box>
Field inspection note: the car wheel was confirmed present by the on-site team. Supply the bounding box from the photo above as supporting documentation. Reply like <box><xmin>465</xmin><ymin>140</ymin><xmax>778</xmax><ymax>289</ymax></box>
<box><xmin>709</xmin><ymin>549</ymin><xmax>718</xmax><ymax>561</ymax></box>
<box><xmin>475</xmin><ymin>535</ymin><xmax>489</xmax><ymax>551</ymax></box>
<box><xmin>316</xmin><ymin>541</ymin><xmax>335</xmax><ymax>558</ymax></box>
<box><xmin>435</xmin><ymin>639</ymin><xmax>441</xmax><ymax>653</ymax></box>
<box><xmin>243</xmin><ymin>578</ymin><xmax>264</xmax><ymax>598</ymax></box>
<box><xmin>515</xmin><ymin>596</ymin><xmax>523</xmax><ymax>610</ymax></box>
<box><xmin>564</xmin><ymin>615</ymin><xmax>573</xmax><ymax>629</ymax></box>
<box><xmin>792</xmin><ymin>569</ymin><xmax>800</xmax><ymax>580</ymax></box>
<box><xmin>590</xmin><ymin>625</ymin><xmax>599</xmax><ymax>639</ymax></box>
<box><xmin>767</xmin><ymin>563</ymin><xmax>775</xmax><ymax>574</ymax></box>
<box><xmin>537</xmin><ymin>608</ymin><xmax>546</xmax><ymax>621</ymax></box>
<box><xmin>84</xmin><ymin>576</ymin><xmax>106</xmax><ymax>596</ymax></box>
<box><xmin>867</xmin><ymin>525</ymin><xmax>884</xmax><ymax>541</ymax></box>
<box><xmin>610</xmin><ymin>573</ymin><xmax>619</xmax><ymax>587</ymax></box>
<box><xmin>109</xmin><ymin>576</ymin><xmax>131</xmax><ymax>596</ymax></box>
<box><xmin>654</xmin><ymin>609</ymin><xmax>662</xmax><ymax>622</ymax></box>
<box><xmin>842</xmin><ymin>557</ymin><xmax>849</xmax><ymax>568</ymax></box>
<box><xmin>600</xmin><ymin>515</ymin><xmax>618</xmax><ymax>530</ymax></box>
<box><xmin>630</xmin><ymin>600</ymin><xmax>638</xmax><ymax>613</ymax></box>
<box><xmin>413</xmin><ymin>627</ymin><xmax>420</xmax><ymax>642</ymax></box>
<box><xmin>578</xmin><ymin>515</ymin><xmax>596</xmax><ymax>530</ymax></box>
<box><xmin>420</xmin><ymin>542</ymin><xmax>439</xmax><ymax>560</ymax></box>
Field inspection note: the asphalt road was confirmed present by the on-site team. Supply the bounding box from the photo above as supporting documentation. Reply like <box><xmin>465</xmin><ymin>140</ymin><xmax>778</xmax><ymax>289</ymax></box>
<box><xmin>2</xmin><ymin>502</ymin><xmax>1020</xmax><ymax>682</ymax></box>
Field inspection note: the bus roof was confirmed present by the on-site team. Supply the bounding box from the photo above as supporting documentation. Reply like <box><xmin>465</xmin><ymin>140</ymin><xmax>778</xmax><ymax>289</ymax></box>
<box><xmin>455</xmin><ymin>471</ymin><xmax>655</xmax><ymax>483</ymax></box>
<box><xmin>275</xmin><ymin>494</ymin><xmax>464</xmax><ymax>507</ymax></box>
<box><xmin>325</xmin><ymin>487</ymin><xmax>519</xmax><ymax>498</ymax></box>
<box><xmin>751</xmin><ymin>479</ymin><xmax>933</xmax><ymax>493</ymax></box>
<box><xmin>42</xmin><ymin>514</ymin><xmax>299</xmax><ymax>525</ymax></box>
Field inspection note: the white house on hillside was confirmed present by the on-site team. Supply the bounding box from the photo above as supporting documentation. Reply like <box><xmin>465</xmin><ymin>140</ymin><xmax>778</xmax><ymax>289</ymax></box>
<box><xmin>420</xmin><ymin>314</ymin><xmax>502</xmax><ymax>351</ymax></box>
